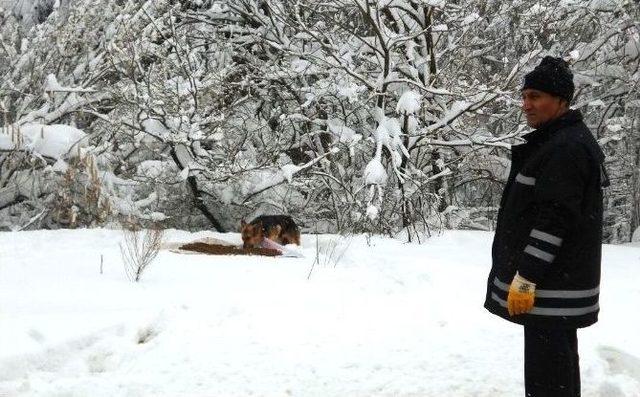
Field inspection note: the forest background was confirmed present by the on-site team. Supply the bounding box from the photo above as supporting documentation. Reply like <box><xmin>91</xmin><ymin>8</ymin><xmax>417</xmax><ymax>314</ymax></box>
<box><xmin>1</xmin><ymin>0</ymin><xmax>638</xmax><ymax>243</ymax></box>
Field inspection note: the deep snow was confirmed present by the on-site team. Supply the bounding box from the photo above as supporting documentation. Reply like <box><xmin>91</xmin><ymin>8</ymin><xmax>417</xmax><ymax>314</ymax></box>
<box><xmin>1</xmin><ymin>229</ymin><xmax>639</xmax><ymax>396</ymax></box>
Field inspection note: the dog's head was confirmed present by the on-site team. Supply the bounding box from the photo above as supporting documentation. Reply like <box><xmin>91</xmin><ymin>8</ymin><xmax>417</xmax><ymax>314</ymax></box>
<box><xmin>241</xmin><ymin>220</ymin><xmax>263</xmax><ymax>248</ymax></box>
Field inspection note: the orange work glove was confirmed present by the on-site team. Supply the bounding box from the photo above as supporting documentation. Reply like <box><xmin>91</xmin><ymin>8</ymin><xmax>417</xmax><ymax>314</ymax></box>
<box><xmin>507</xmin><ymin>272</ymin><xmax>536</xmax><ymax>316</ymax></box>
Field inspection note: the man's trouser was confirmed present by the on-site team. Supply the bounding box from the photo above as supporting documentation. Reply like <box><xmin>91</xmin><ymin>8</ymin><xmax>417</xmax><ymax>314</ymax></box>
<box><xmin>524</xmin><ymin>326</ymin><xmax>580</xmax><ymax>397</ymax></box>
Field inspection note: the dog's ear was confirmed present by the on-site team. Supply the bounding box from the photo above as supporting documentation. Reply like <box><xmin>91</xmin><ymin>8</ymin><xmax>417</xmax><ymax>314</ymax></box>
<box><xmin>240</xmin><ymin>219</ymin><xmax>247</xmax><ymax>229</ymax></box>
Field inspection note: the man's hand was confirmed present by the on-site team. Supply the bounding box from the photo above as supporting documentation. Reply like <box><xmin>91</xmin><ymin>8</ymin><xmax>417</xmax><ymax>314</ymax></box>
<box><xmin>507</xmin><ymin>272</ymin><xmax>536</xmax><ymax>316</ymax></box>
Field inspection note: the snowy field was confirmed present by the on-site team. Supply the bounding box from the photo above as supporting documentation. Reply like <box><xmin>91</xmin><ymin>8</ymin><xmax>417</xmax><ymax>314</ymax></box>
<box><xmin>1</xmin><ymin>229</ymin><xmax>639</xmax><ymax>397</ymax></box>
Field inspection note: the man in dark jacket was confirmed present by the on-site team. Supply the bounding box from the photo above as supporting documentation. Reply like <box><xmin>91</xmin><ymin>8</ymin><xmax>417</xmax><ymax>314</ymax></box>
<box><xmin>484</xmin><ymin>56</ymin><xmax>608</xmax><ymax>397</ymax></box>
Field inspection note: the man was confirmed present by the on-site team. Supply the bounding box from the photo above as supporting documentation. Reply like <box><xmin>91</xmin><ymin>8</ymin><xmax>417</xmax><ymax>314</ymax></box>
<box><xmin>484</xmin><ymin>56</ymin><xmax>609</xmax><ymax>397</ymax></box>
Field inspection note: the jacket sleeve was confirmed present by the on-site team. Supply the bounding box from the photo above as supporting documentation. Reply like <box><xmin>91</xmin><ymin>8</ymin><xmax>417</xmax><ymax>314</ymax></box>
<box><xmin>517</xmin><ymin>142</ymin><xmax>591</xmax><ymax>283</ymax></box>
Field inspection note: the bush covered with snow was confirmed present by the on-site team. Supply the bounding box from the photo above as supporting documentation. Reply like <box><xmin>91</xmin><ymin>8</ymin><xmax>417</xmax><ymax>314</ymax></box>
<box><xmin>0</xmin><ymin>0</ymin><xmax>638</xmax><ymax>240</ymax></box>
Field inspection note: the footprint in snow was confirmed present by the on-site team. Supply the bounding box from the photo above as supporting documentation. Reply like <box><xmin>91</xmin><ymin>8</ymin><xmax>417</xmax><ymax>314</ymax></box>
<box><xmin>598</xmin><ymin>345</ymin><xmax>640</xmax><ymax>382</ymax></box>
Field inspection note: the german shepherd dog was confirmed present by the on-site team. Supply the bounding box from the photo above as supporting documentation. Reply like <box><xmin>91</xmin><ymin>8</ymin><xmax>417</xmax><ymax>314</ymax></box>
<box><xmin>241</xmin><ymin>215</ymin><xmax>301</xmax><ymax>249</ymax></box>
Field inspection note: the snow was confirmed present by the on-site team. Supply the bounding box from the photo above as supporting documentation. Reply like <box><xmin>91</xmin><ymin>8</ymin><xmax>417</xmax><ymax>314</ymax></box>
<box><xmin>364</xmin><ymin>157</ymin><xmax>387</xmax><ymax>185</ymax></box>
<box><xmin>43</xmin><ymin>74</ymin><xmax>64</xmax><ymax>92</ymax></box>
<box><xmin>443</xmin><ymin>100</ymin><xmax>471</xmax><ymax>123</ymax></box>
<box><xmin>1</xmin><ymin>229</ymin><xmax>638</xmax><ymax>396</ymax></box>
<box><xmin>178</xmin><ymin>166</ymin><xmax>190</xmax><ymax>180</ymax></box>
<box><xmin>141</xmin><ymin>118</ymin><xmax>171</xmax><ymax>140</ymax></box>
<box><xmin>165</xmin><ymin>76</ymin><xmax>200</xmax><ymax>97</ymax></box>
<box><xmin>280</xmin><ymin>164</ymin><xmax>301</xmax><ymax>183</ymax></box>
<box><xmin>149</xmin><ymin>212</ymin><xmax>168</xmax><ymax>222</ymax></box>
<box><xmin>422</xmin><ymin>0</ymin><xmax>445</xmax><ymax>7</ymax></box>
<box><xmin>136</xmin><ymin>160</ymin><xmax>168</xmax><ymax>179</ymax></box>
<box><xmin>376</xmin><ymin>117</ymin><xmax>403</xmax><ymax>149</ymax></box>
<box><xmin>108</xmin><ymin>192</ymin><xmax>158</xmax><ymax>218</ymax></box>
<box><xmin>624</xmin><ymin>35</ymin><xmax>639</xmax><ymax>60</ymax></box>
<box><xmin>48</xmin><ymin>158</ymin><xmax>69</xmax><ymax>173</ymax></box>
<box><xmin>0</xmin><ymin>123</ymin><xmax>87</xmax><ymax>159</ymax></box>
<box><xmin>632</xmin><ymin>227</ymin><xmax>640</xmax><ymax>243</ymax></box>
<box><xmin>43</xmin><ymin>73</ymin><xmax>94</xmax><ymax>93</ymax></box>
<box><xmin>525</xmin><ymin>3</ymin><xmax>547</xmax><ymax>15</ymax></box>
<box><xmin>396</xmin><ymin>90</ymin><xmax>421</xmax><ymax>115</ymax></box>
<box><xmin>587</xmin><ymin>0</ymin><xmax>619</xmax><ymax>11</ymax></box>
<box><xmin>365</xmin><ymin>204</ymin><xmax>379</xmax><ymax>220</ymax></box>
<box><xmin>606</xmin><ymin>124</ymin><xmax>623</xmax><ymax>133</ymax></box>
<box><xmin>291</xmin><ymin>58</ymin><xmax>312</xmax><ymax>73</ymax></box>
<box><xmin>461</xmin><ymin>13</ymin><xmax>480</xmax><ymax>27</ymax></box>
<box><xmin>336</xmin><ymin>80</ymin><xmax>364</xmax><ymax>103</ymax></box>
<box><xmin>374</xmin><ymin>120</ymin><xmax>391</xmax><ymax>147</ymax></box>
<box><xmin>326</xmin><ymin>118</ymin><xmax>360</xmax><ymax>144</ymax></box>
<box><xmin>432</xmin><ymin>24</ymin><xmax>448</xmax><ymax>32</ymax></box>
<box><xmin>569</xmin><ymin>50</ymin><xmax>581</xmax><ymax>61</ymax></box>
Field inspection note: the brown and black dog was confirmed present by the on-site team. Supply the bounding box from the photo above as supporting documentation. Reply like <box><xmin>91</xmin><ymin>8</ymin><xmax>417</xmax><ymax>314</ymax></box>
<box><xmin>240</xmin><ymin>215</ymin><xmax>301</xmax><ymax>249</ymax></box>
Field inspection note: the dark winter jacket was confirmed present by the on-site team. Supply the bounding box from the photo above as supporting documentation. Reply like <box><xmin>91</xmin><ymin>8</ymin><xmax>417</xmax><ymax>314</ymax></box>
<box><xmin>484</xmin><ymin>109</ymin><xmax>607</xmax><ymax>329</ymax></box>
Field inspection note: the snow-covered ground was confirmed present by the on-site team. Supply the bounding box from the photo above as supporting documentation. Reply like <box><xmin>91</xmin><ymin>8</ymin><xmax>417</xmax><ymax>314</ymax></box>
<box><xmin>1</xmin><ymin>229</ymin><xmax>639</xmax><ymax>397</ymax></box>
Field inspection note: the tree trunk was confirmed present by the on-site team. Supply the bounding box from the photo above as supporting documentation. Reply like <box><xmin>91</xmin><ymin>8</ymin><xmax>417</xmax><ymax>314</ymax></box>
<box><xmin>169</xmin><ymin>144</ymin><xmax>226</xmax><ymax>232</ymax></box>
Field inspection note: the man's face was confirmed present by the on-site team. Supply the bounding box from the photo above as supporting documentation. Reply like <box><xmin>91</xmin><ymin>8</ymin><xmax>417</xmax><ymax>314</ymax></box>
<box><xmin>521</xmin><ymin>89</ymin><xmax>567</xmax><ymax>129</ymax></box>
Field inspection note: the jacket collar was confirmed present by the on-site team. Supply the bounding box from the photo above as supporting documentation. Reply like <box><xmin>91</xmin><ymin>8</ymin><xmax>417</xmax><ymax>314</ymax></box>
<box><xmin>522</xmin><ymin>109</ymin><xmax>583</xmax><ymax>146</ymax></box>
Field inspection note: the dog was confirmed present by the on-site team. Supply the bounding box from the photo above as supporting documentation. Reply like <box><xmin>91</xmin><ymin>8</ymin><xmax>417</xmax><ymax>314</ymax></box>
<box><xmin>240</xmin><ymin>215</ymin><xmax>301</xmax><ymax>249</ymax></box>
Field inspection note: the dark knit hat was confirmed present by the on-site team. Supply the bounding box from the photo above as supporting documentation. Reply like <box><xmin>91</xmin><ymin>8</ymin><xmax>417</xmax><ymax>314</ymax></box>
<box><xmin>522</xmin><ymin>56</ymin><xmax>574</xmax><ymax>102</ymax></box>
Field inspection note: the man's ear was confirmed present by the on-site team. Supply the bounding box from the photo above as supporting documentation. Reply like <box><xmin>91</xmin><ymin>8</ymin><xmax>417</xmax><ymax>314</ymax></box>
<box><xmin>559</xmin><ymin>97</ymin><xmax>569</xmax><ymax>109</ymax></box>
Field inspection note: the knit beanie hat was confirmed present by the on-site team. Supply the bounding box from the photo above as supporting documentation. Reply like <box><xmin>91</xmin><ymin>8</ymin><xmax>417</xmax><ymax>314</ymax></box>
<box><xmin>522</xmin><ymin>56</ymin><xmax>575</xmax><ymax>102</ymax></box>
